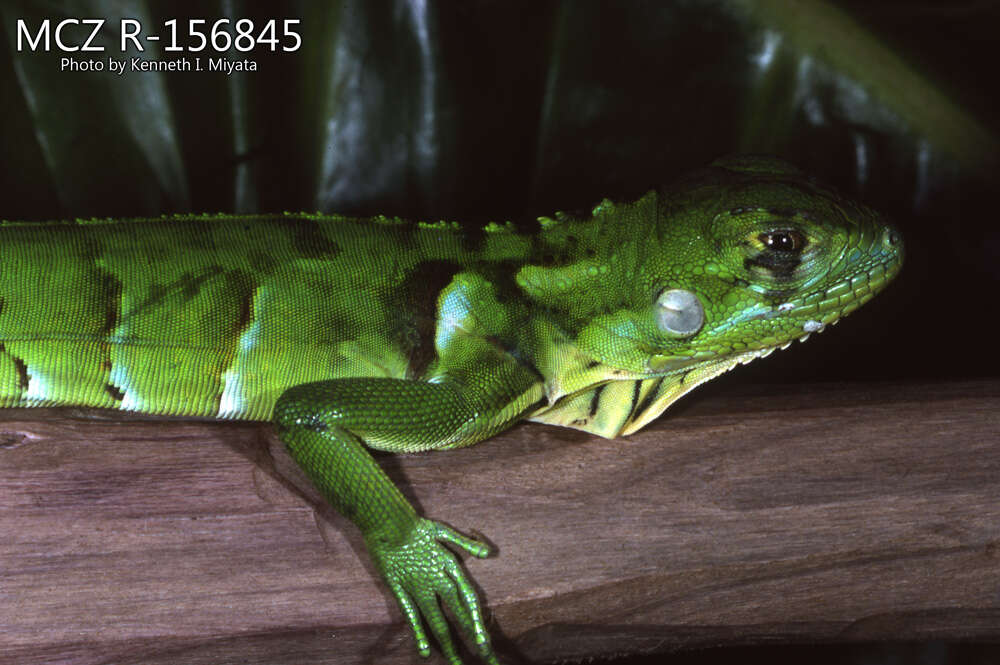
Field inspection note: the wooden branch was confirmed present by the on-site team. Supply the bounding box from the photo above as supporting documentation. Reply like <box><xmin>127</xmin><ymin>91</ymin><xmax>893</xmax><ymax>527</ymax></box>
<box><xmin>1</xmin><ymin>380</ymin><xmax>998</xmax><ymax>665</ymax></box>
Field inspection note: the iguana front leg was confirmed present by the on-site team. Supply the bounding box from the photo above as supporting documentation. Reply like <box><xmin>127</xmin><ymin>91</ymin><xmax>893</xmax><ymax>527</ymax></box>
<box><xmin>273</xmin><ymin>376</ymin><xmax>537</xmax><ymax>664</ymax></box>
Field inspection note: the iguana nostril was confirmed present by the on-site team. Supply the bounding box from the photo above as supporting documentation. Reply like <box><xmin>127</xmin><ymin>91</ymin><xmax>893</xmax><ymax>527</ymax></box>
<box><xmin>884</xmin><ymin>227</ymin><xmax>903</xmax><ymax>250</ymax></box>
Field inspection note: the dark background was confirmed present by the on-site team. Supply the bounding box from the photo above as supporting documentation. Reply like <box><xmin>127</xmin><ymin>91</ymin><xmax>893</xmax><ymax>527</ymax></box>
<box><xmin>1</xmin><ymin>1</ymin><xmax>998</xmax><ymax>663</ymax></box>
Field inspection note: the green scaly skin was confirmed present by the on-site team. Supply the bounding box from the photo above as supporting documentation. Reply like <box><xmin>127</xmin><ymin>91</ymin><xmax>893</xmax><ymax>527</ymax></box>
<box><xmin>0</xmin><ymin>156</ymin><xmax>902</xmax><ymax>663</ymax></box>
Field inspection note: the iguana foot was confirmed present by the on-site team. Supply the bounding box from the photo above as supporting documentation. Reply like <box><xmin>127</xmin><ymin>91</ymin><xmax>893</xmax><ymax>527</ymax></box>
<box><xmin>368</xmin><ymin>518</ymin><xmax>500</xmax><ymax>664</ymax></box>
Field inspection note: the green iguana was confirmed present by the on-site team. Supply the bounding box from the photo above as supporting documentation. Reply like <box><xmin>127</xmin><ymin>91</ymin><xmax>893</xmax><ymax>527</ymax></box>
<box><xmin>0</xmin><ymin>156</ymin><xmax>902</xmax><ymax>663</ymax></box>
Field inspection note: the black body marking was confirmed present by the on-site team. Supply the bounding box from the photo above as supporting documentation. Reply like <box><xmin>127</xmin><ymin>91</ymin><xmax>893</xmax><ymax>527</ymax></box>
<box><xmin>292</xmin><ymin>219</ymin><xmax>341</xmax><ymax>259</ymax></box>
<box><xmin>627</xmin><ymin>380</ymin><xmax>642</xmax><ymax>418</ymax></box>
<box><xmin>744</xmin><ymin>252</ymin><xmax>801</xmax><ymax>281</ymax></box>
<box><xmin>589</xmin><ymin>384</ymin><xmax>606</xmax><ymax>417</ymax></box>
<box><xmin>633</xmin><ymin>377</ymin><xmax>665</xmax><ymax>422</ymax></box>
<box><xmin>12</xmin><ymin>356</ymin><xmax>29</xmax><ymax>391</ymax></box>
<box><xmin>248</xmin><ymin>250</ymin><xmax>279</xmax><ymax>275</ymax></box>
<box><xmin>397</xmin><ymin>260</ymin><xmax>462</xmax><ymax>380</ymax></box>
<box><xmin>133</xmin><ymin>266</ymin><xmax>226</xmax><ymax>317</ymax></box>
<box><xmin>231</xmin><ymin>278</ymin><xmax>256</xmax><ymax>339</ymax></box>
<box><xmin>97</xmin><ymin>269</ymin><xmax>123</xmax><ymax>336</ymax></box>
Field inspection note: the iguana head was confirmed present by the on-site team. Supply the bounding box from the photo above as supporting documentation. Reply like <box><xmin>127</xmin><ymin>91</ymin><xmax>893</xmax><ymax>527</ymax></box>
<box><xmin>526</xmin><ymin>155</ymin><xmax>904</xmax><ymax>437</ymax></box>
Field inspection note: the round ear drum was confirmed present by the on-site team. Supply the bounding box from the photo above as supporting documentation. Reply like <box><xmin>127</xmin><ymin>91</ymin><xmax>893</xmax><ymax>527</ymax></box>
<box><xmin>655</xmin><ymin>288</ymin><xmax>705</xmax><ymax>338</ymax></box>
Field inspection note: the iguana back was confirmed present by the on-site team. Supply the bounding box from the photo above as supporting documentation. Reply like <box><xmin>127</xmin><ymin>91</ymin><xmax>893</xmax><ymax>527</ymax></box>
<box><xmin>0</xmin><ymin>213</ymin><xmax>539</xmax><ymax>419</ymax></box>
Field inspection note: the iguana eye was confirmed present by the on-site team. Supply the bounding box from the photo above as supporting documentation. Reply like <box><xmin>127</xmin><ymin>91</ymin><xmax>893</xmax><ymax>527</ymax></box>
<box><xmin>759</xmin><ymin>229</ymin><xmax>807</xmax><ymax>253</ymax></box>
